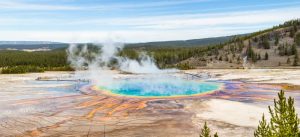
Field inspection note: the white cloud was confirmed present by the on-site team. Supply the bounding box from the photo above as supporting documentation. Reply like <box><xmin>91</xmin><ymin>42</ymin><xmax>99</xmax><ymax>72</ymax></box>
<box><xmin>0</xmin><ymin>0</ymin><xmax>211</xmax><ymax>11</ymax></box>
<box><xmin>66</xmin><ymin>7</ymin><xmax>300</xmax><ymax>30</ymax></box>
<box><xmin>0</xmin><ymin>4</ymin><xmax>299</xmax><ymax>42</ymax></box>
<box><xmin>1</xmin><ymin>6</ymin><xmax>299</xmax><ymax>28</ymax></box>
<box><xmin>87</xmin><ymin>0</ymin><xmax>212</xmax><ymax>10</ymax></box>
<box><xmin>0</xmin><ymin>1</ymin><xmax>79</xmax><ymax>10</ymax></box>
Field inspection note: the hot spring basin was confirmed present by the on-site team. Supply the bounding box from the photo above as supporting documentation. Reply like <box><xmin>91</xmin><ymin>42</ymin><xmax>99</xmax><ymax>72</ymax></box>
<box><xmin>96</xmin><ymin>79</ymin><xmax>221</xmax><ymax>97</ymax></box>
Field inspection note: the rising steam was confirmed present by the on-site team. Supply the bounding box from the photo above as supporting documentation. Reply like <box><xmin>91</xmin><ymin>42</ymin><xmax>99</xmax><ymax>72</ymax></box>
<box><xmin>67</xmin><ymin>41</ymin><xmax>177</xmax><ymax>86</ymax></box>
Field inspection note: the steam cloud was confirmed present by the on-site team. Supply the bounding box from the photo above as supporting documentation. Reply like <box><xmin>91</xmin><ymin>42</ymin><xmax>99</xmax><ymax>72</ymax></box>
<box><xmin>67</xmin><ymin>41</ymin><xmax>178</xmax><ymax>86</ymax></box>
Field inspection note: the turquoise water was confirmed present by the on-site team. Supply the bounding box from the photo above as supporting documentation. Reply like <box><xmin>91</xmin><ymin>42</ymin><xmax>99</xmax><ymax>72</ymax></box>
<box><xmin>100</xmin><ymin>79</ymin><xmax>220</xmax><ymax>97</ymax></box>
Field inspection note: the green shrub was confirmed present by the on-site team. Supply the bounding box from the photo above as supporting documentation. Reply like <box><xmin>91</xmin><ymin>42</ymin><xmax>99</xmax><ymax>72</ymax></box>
<box><xmin>1</xmin><ymin>66</ymin><xmax>44</xmax><ymax>74</ymax></box>
<box><xmin>176</xmin><ymin>62</ymin><xmax>194</xmax><ymax>70</ymax></box>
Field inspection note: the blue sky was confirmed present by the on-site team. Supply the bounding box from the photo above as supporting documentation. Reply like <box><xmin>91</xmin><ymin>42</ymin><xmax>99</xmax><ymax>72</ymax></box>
<box><xmin>0</xmin><ymin>0</ymin><xmax>300</xmax><ymax>43</ymax></box>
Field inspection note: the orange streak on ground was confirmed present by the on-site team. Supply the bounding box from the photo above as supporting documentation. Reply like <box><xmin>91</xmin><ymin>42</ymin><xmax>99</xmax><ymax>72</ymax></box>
<box><xmin>98</xmin><ymin>116</ymin><xmax>114</xmax><ymax>121</ymax></box>
<box><xmin>13</xmin><ymin>100</ymin><xmax>40</xmax><ymax>105</ymax></box>
<box><xmin>28</xmin><ymin>119</ymin><xmax>71</xmax><ymax>137</ymax></box>
<box><xmin>107</xmin><ymin>100</ymin><xmax>146</xmax><ymax>115</ymax></box>
<box><xmin>86</xmin><ymin>103</ymin><xmax>116</xmax><ymax>119</ymax></box>
<box><xmin>76</xmin><ymin>101</ymin><xmax>103</xmax><ymax>109</ymax></box>
<box><xmin>13</xmin><ymin>95</ymin><xmax>87</xmax><ymax>105</ymax></box>
<box><xmin>29</xmin><ymin>130</ymin><xmax>42</xmax><ymax>137</ymax></box>
<box><xmin>282</xmin><ymin>84</ymin><xmax>300</xmax><ymax>90</ymax></box>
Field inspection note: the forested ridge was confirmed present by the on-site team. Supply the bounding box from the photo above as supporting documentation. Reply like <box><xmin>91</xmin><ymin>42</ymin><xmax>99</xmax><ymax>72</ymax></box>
<box><xmin>0</xmin><ymin>19</ymin><xmax>299</xmax><ymax>73</ymax></box>
<box><xmin>123</xmin><ymin>19</ymin><xmax>300</xmax><ymax>69</ymax></box>
<box><xmin>0</xmin><ymin>50</ymin><xmax>72</xmax><ymax>73</ymax></box>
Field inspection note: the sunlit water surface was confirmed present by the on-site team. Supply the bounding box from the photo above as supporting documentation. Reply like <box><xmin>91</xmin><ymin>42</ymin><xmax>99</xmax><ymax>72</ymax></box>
<box><xmin>99</xmin><ymin>78</ymin><xmax>220</xmax><ymax>97</ymax></box>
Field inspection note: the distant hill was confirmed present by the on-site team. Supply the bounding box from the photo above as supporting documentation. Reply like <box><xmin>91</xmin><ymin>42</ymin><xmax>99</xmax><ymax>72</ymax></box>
<box><xmin>0</xmin><ymin>35</ymin><xmax>242</xmax><ymax>50</ymax></box>
<box><xmin>125</xmin><ymin>35</ymin><xmax>242</xmax><ymax>48</ymax></box>
<box><xmin>0</xmin><ymin>41</ymin><xmax>68</xmax><ymax>50</ymax></box>
<box><xmin>0</xmin><ymin>41</ymin><xmax>62</xmax><ymax>45</ymax></box>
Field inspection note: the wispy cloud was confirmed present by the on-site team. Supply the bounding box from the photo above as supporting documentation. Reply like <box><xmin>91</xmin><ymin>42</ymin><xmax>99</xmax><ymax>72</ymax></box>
<box><xmin>177</xmin><ymin>1</ymin><xmax>300</xmax><ymax>14</ymax></box>
<box><xmin>68</xmin><ymin>7</ymin><xmax>300</xmax><ymax>30</ymax></box>
<box><xmin>87</xmin><ymin>0</ymin><xmax>212</xmax><ymax>10</ymax></box>
<box><xmin>0</xmin><ymin>1</ymin><xmax>79</xmax><ymax>11</ymax></box>
<box><xmin>0</xmin><ymin>6</ymin><xmax>300</xmax><ymax>43</ymax></box>
<box><xmin>0</xmin><ymin>0</ymin><xmax>300</xmax><ymax>42</ymax></box>
<box><xmin>0</xmin><ymin>0</ymin><xmax>211</xmax><ymax>11</ymax></box>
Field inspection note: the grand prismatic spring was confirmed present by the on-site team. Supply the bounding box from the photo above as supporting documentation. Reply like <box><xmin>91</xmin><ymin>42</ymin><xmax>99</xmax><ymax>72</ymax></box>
<box><xmin>93</xmin><ymin>78</ymin><xmax>221</xmax><ymax>98</ymax></box>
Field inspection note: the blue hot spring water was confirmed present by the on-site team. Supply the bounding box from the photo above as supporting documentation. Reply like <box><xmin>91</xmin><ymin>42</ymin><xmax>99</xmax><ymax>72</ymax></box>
<box><xmin>100</xmin><ymin>78</ymin><xmax>220</xmax><ymax>97</ymax></box>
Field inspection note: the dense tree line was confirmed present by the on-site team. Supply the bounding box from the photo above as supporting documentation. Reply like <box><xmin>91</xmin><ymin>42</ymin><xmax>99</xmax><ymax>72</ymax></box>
<box><xmin>0</xmin><ymin>45</ymin><xmax>215</xmax><ymax>73</ymax></box>
<box><xmin>0</xmin><ymin>50</ymin><xmax>67</xmax><ymax>67</ymax></box>
<box><xmin>0</xmin><ymin>50</ymin><xmax>72</xmax><ymax>74</ymax></box>
<box><xmin>1</xmin><ymin>65</ymin><xmax>44</xmax><ymax>74</ymax></box>
<box><xmin>122</xmin><ymin>45</ymin><xmax>221</xmax><ymax>69</ymax></box>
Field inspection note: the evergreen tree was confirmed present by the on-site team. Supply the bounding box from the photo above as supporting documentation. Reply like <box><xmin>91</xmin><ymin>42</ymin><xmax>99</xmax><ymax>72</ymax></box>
<box><xmin>287</xmin><ymin>58</ymin><xmax>291</xmax><ymax>64</ymax></box>
<box><xmin>262</xmin><ymin>39</ymin><xmax>270</xmax><ymax>49</ymax></box>
<box><xmin>291</xmin><ymin>44</ymin><xmax>297</xmax><ymax>55</ymax></box>
<box><xmin>275</xmin><ymin>34</ymin><xmax>279</xmax><ymax>46</ymax></box>
<box><xmin>200</xmin><ymin>122</ymin><xmax>211</xmax><ymax>137</ymax></box>
<box><xmin>294</xmin><ymin>25</ymin><xmax>298</xmax><ymax>32</ymax></box>
<box><xmin>265</xmin><ymin>52</ymin><xmax>269</xmax><ymax>60</ymax></box>
<box><xmin>199</xmin><ymin>122</ymin><xmax>218</xmax><ymax>137</ymax></box>
<box><xmin>285</xmin><ymin>46</ymin><xmax>288</xmax><ymax>55</ymax></box>
<box><xmin>254</xmin><ymin>114</ymin><xmax>271</xmax><ymax>137</ymax></box>
<box><xmin>237</xmin><ymin>56</ymin><xmax>241</xmax><ymax>64</ymax></box>
<box><xmin>225</xmin><ymin>55</ymin><xmax>229</xmax><ymax>61</ymax></box>
<box><xmin>269</xmin><ymin>90</ymin><xmax>299</xmax><ymax>136</ymax></box>
<box><xmin>290</xmin><ymin>29</ymin><xmax>295</xmax><ymax>38</ymax></box>
<box><xmin>219</xmin><ymin>56</ymin><xmax>222</xmax><ymax>61</ymax></box>
<box><xmin>252</xmin><ymin>55</ymin><xmax>257</xmax><ymax>62</ymax></box>
<box><xmin>278</xmin><ymin>45</ymin><xmax>285</xmax><ymax>56</ymax></box>
<box><xmin>238</xmin><ymin>43</ymin><xmax>244</xmax><ymax>52</ymax></box>
<box><xmin>254</xmin><ymin>37</ymin><xmax>258</xmax><ymax>42</ymax></box>
<box><xmin>255</xmin><ymin>53</ymin><xmax>260</xmax><ymax>61</ymax></box>
<box><xmin>255</xmin><ymin>90</ymin><xmax>300</xmax><ymax>137</ymax></box>
<box><xmin>246</xmin><ymin>45</ymin><xmax>255</xmax><ymax>60</ymax></box>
